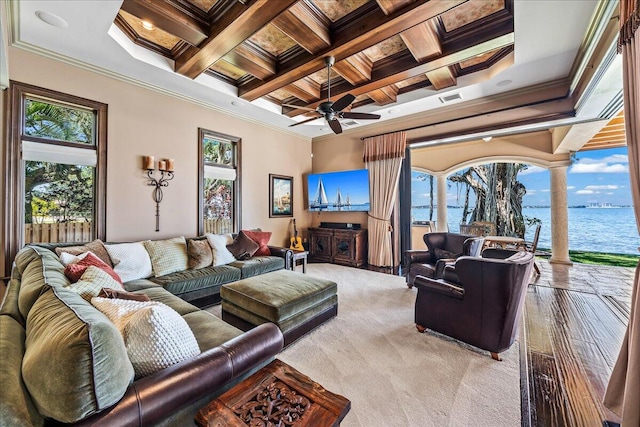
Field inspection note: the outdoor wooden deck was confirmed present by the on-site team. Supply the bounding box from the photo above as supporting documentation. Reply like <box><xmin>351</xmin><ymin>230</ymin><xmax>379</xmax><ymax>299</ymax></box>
<box><xmin>523</xmin><ymin>259</ymin><xmax>636</xmax><ymax>427</ymax></box>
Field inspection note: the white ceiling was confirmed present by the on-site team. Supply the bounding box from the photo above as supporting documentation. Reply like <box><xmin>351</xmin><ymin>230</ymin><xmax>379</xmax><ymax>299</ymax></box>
<box><xmin>4</xmin><ymin>0</ymin><xmax>606</xmax><ymax>139</ymax></box>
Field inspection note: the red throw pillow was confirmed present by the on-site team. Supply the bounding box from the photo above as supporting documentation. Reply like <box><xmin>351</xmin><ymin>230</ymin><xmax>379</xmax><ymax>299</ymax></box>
<box><xmin>242</xmin><ymin>230</ymin><xmax>272</xmax><ymax>256</ymax></box>
<box><xmin>64</xmin><ymin>252</ymin><xmax>123</xmax><ymax>284</ymax></box>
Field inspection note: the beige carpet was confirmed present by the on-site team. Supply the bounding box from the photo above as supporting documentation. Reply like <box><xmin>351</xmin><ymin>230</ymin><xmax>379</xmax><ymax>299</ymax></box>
<box><xmin>209</xmin><ymin>263</ymin><xmax>521</xmax><ymax>427</ymax></box>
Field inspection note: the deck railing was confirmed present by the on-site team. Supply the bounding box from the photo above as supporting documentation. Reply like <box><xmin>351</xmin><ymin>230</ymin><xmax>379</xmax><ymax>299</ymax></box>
<box><xmin>24</xmin><ymin>222</ymin><xmax>92</xmax><ymax>244</ymax></box>
<box><xmin>24</xmin><ymin>218</ymin><xmax>234</xmax><ymax>245</ymax></box>
<box><xmin>203</xmin><ymin>218</ymin><xmax>232</xmax><ymax>234</ymax></box>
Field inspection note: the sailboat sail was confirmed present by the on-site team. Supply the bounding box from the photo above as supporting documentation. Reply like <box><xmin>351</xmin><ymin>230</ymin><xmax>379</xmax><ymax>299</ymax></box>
<box><xmin>335</xmin><ymin>188</ymin><xmax>343</xmax><ymax>206</ymax></box>
<box><xmin>311</xmin><ymin>178</ymin><xmax>329</xmax><ymax>208</ymax></box>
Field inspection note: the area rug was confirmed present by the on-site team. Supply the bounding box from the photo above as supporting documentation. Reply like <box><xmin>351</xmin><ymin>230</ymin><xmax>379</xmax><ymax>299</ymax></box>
<box><xmin>208</xmin><ymin>264</ymin><xmax>521</xmax><ymax>427</ymax></box>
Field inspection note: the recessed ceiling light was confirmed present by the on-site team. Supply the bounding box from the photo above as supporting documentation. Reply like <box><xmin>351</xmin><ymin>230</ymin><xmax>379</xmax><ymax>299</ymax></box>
<box><xmin>141</xmin><ymin>20</ymin><xmax>154</xmax><ymax>30</ymax></box>
<box><xmin>496</xmin><ymin>79</ymin><xmax>512</xmax><ymax>87</ymax></box>
<box><xmin>35</xmin><ymin>10</ymin><xmax>68</xmax><ymax>28</ymax></box>
<box><xmin>482</xmin><ymin>136</ymin><xmax>493</xmax><ymax>142</ymax></box>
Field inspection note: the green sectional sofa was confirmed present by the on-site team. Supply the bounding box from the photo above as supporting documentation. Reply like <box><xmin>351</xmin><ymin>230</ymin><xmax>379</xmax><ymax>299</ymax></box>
<box><xmin>34</xmin><ymin>236</ymin><xmax>292</xmax><ymax>307</ymax></box>
<box><xmin>0</xmin><ymin>245</ymin><xmax>284</xmax><ymax>426</ymax></box>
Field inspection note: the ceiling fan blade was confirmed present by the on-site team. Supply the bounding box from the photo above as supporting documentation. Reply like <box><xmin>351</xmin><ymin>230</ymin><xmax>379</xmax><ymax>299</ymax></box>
<box><xmin>331</xmin><ymin>94</ymin><xmax>356</xmax><ymax>112</ymax></box>
<box><xmin>340</xmin><ymin>112</ymin><xmax>381</xmax><ymax>120</ymax></box>
<box><xmin>289</xmin><ymin>115</ymin><xmax>322</xmax><ymax>127</ymax></box>
<box><xmin>328</xmin><ymin>118</ymin><xmax>343</xmax><ymax>134</ymax></box>
<box><xmin>282</xmin><ymin>103</ymin><xmax>317</xmax><ymax>112</ymax></box>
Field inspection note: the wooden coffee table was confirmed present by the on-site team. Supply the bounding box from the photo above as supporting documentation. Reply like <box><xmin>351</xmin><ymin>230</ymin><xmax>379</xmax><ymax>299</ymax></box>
<box><xmin>195</xmin><ymin>359</ymin><xmax>350</xmax><ymax>427</ymax></box>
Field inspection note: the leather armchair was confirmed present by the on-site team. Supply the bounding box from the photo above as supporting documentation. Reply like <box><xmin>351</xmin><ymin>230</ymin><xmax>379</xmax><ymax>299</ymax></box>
<box><xmin>404</xmin><ymin>233</ymin><xmax>484</xmax><ymax>288</ymax></box>
<box><xmin>413</xmin><ymin>251</ymin><xmax>535</xmax><ymax>360</ymax></box>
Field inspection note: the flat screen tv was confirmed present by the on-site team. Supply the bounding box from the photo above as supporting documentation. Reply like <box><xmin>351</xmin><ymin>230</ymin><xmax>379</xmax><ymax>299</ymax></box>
<box><xmin>307</xmin><ymin>169</ymin><xmax>370</xmax><ymax>212</ymax></box>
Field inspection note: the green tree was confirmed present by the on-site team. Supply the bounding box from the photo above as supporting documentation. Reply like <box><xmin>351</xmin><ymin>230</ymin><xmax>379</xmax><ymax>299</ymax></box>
<box><xmin>23</xmin><ymin>99</ymin><xmax>95</xmax><ymax>224</ymax></box>
<box><xmin>449</xmin><ymin>163</ymin><xmax>528</xmax><ymax>237</ymax></box>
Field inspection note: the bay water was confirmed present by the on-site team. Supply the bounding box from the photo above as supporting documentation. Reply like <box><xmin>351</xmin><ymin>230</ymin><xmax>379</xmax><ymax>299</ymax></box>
<box><xmin>412</xmin><ymin>206</ymin><xmax>639</xmax><ymax>255</ymax></box>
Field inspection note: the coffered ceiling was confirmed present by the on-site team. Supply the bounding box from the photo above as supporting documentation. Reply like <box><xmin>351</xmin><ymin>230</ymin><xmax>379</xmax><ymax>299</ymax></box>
<box><xmin>3</xmin><ymin>0</ymin><xmax>623</xmax><ymax>142</ymax></box>
<box><xmin>114</xmin><ymin>0</ymin><xmax>514</xmax><ymax>119</ymax></box>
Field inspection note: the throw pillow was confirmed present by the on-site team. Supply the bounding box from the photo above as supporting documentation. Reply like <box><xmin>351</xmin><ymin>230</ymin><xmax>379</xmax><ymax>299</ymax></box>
<box><xmin>241</xmin><ymin>230</ymin><xmax>272</xmax><ymax>256</ymax></box>
<box><xmin>98</xmin><ymin>288</ymin><xmax>151</xmax><ymax>302</ymax></box>
<box><xmin>105</xmin><ymin>242</ymin><xmax>153</xmax><ymax>282</ymax></box>
<box><xmin>206</xmin><ymin>233</ymin><xmax>236</xmax><ymax>266</ymax></box>
<box><xmin>59</xmin><ymin>250</ymin><xmax>92</xmax><ymax>266</ymax></box>
<box><xmin>433</xmin><ymin>248</ymin><xmax>461</xmax><ymax>260</ymax></box>
<box><xmin>91</xmin><ymin>297</ymin><xmax>201</xmax><ymax>378</ymax></box>
<box><xmin>226</xmin><ymin>231</ymin><xmax>260</xmax><ymax>259</ymax></box>
<box><xmin>144</xmin><ymin>237</ymin><xmax>189</xmax><ymax>277</ymax></box>
<box><xmin>67</xmin><ymin>266</ymin><xmax>124</xmax><ymax>301</ymax></box>
<box><xmin>64</xmin><ymin>252</ymin><xmax>122</xmax><ymax>284</ymax></box>
<box><xmin>55</xmin><ymin>239</ymin><xmax>113</xmax><ymax>266</ymax></box>
<box><xmin>187</xmin><ymin>239</ymin><xmax>213</xmax><ymax>269</ymax></box>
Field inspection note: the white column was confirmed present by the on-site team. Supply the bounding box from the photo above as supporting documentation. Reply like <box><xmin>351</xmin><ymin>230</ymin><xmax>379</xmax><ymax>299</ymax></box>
<box><xmin>549</xmin><ymin>166</ymin><xmax>572</xmax><ymax>264</ymax></box>
<box><xmin>436</xmin><ymin>174</ymin><xmax>448</xmax><ymax>232</ymax></box>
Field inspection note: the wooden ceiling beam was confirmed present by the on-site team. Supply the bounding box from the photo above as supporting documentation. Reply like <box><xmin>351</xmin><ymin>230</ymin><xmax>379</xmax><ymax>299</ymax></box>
<box><xmin>426</xmin><ymin>66</ymin><xmax>457</xmax><ymax>90</ymax></box>
<box><xmin>333</xmin><ymin>53</ymin><xmax>373</xmax><ymax>86</ymax></box>
<box><xmin>367</xmin><ymin>84</ymin><xmax>399</xmax><ymax>105</ymax></box>
<box><xmin>175</xmin><ymin>0</ymin><xmax>298</xmax><ymax>79</ymax></box>
<box><xmin>120</xmin><ymin>0</ymin><xmax>209</xmax><ymax>46</ymax></box>
<box><xmin>285</xmin><ymin>77</ymin><xmax>321</xmax><ymax>103</ymax></box>
<box><xmin>400</xmin><ymin>21</ymin><xmax>442</xmax><ymax>61</ymax></box>
<box><xmin>376</xmin><ymin>0</ymin><xmax>417</xmax><ymax>15</ymax></box>
<box><xmin>283</xmin><ymin>33</ymin><xmax>513</xmax><ymax>117</ymax></box>
<box><xmin>582</xmin><ymin>141</ymin><xmax>627</xmax><ymax>150</ymax></box>
<box><xmin>239</xmin><ymin>0</ymin><xmax>467</xmax><ymax>101</ymax></box>
<box><xmin>272</xmin><ymin>2</ymin><xmax>330</xmax><ymax>54</ymax></box>
<box><xmin>223</xmin><ymin>43</ymin><xmax>275</xmax><ymax>80</ymax></box>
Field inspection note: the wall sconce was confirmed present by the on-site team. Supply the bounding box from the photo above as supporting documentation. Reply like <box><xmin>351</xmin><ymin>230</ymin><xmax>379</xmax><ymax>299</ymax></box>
<box><xmin>482</xmin><ymin>136</ymin><xmax>493</xmax><ymax>142</ymax></box>
<box><xmin>143</xmin><ymin>156</ymin><xmax>174</xmax><ymax>232</ymax></box>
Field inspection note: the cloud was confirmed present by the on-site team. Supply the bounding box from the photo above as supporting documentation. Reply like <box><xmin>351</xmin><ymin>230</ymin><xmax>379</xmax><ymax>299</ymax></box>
<box><xmin>576</xmin><ymin>189</ymin><xmax>595</xmax><ymax>194</ymax></box>
<box><xmin>585</xmin><ymin>185</ymin><xmax>619</xmax><ymax>190</ymax></box>
<box><xmin>526</xmin><ymin>189</ymin><xmax>537</xmax><ymax>195</ymax></box>
<box><xmin>570</xmin><ymin>163</ymin><xmax>629</xmax><ymax>173</ymax></box>
<box><xmin>567</xmin><ymin>186</ymin><xmax>575</xmax><ymax>190</ymax></box>
<box><xmin>578</xmin><ymin>154</ymin><xmax>628</xmax><ymax>164</ymax></box>
<box><xmin>541</xmin><ymin>189</ymin><xmax>550</xmax><ymax>193</ymax></box>
<box><xmin>519</xmin><ymin>165</ymin><xmax>546</xmax><ymax>175</ymax></box>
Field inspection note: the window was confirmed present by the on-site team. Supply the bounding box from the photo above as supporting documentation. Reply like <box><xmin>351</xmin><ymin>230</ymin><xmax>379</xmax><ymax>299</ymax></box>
<box><xmin>5</xmin><ymin>82</ymin><xmax>107</xmax><ymax>270</ymax></box>
<box><xmin>198</xmin><ymin>129</ymin><xmax>240</xmax><ymax>234</ymax></box>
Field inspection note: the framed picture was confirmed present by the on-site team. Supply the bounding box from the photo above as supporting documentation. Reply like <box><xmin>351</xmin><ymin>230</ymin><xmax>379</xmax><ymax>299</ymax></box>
<box><xmin>269</xmin><ymin>174</ymin><xmax>293</xmax><ymax>218</ymax></box>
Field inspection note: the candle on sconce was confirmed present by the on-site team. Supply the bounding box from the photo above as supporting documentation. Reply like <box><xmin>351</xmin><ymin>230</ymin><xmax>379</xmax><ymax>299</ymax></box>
<box><xmin>158</xmin><ymin>160</ymin><xmax>167</xmax><ymax>171</ymax></box>
<box><xmin>166</xmin><ymin>158</ymin><xmax>175</xmax><ymax>172</ymax></box>
<box><xmin>143</xmin><ymin>156</ymin><xmax>154</xmax><ymax>170</ymax></box>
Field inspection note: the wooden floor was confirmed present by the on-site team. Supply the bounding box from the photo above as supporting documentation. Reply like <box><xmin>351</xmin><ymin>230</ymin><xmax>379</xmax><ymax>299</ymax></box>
<box><xmin>522</xmin><ymin>259</ymin><xmax>636</xmax><ymax>427</ymax></box>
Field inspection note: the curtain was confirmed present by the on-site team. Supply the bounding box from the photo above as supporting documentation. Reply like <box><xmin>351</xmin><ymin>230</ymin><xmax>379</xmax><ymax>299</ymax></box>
<box><xmin>363</xmin><ymin>132</ymin><xmax>406</xmax><ymax>267</ymax></box>
<box><xmin>604</xmin><ymin>0</ymin><xmax>640</xmax><ymax>425</ymax></box>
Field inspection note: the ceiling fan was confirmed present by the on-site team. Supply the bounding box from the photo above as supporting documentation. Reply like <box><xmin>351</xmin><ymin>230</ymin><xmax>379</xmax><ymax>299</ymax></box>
<box><xmin>284</xmin><ymin>56</ymin><xmax>381</xmax><ymax>134</ymax></box>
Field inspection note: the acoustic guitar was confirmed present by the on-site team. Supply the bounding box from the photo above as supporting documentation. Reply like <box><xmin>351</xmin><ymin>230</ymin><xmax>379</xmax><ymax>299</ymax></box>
<box><xmin>289</xmin><ymin>219</ymin><xmax>304</xmax><ymax>251</ymax></box>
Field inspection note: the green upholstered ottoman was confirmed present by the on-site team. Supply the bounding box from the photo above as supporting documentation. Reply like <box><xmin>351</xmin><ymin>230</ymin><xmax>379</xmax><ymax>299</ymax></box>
<box><xmin>220</xmin><ymin>269</ymin><xmax>337</xmax><ymax>347</ymax></box>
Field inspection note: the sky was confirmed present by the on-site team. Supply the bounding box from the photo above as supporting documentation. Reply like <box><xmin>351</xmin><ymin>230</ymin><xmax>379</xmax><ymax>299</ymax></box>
<box><xmin>307</xmin><ymin>169</ymin><xmax>369</xmax><ymax>205</ymax></box>
<box><xmin>412</xmin><ymin>146</ymin><xmax>633</xmax><ymax>207</ymax></box>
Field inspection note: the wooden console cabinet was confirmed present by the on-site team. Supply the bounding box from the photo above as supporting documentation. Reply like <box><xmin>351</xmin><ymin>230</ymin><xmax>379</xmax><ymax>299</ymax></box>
<box><xmin>308</xmin><ymin>228</ymin><xmax>367</xmax><ymax>267</ymax></box>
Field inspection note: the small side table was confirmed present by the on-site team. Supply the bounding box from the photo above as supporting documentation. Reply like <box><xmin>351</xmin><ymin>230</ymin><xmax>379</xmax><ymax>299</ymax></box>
<box><xmin>290</xmin><ymin>249</ymin><xmax>308</xmax><ymax>273</ymax></box>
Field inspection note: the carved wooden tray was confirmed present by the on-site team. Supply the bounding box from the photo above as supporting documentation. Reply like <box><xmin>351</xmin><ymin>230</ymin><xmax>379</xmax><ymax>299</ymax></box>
<box><xmin>195</xmin><ymin>359</ymin><xmax>350</xmax><ymax>427</ymax></box>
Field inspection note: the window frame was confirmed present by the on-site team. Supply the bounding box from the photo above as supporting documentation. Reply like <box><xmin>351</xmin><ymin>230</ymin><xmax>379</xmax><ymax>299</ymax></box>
<box><xmin>4</xmin><ymin>81</ymin><xmax>107</xmax><ymax>272</ymax></box>
<box><xmin>197</xmin><ymin>128</ymin><xmax>241</xmax><ymax>235</ymax></box>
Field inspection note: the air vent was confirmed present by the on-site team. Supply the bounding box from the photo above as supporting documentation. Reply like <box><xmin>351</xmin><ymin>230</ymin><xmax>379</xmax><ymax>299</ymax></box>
<box><xmin>341</xmin><ymin>120</ymin><xmax>360</xmax><ymax>127</ymax></box>
<box><xmin>439</xmin><ymin>93</ymin><xmax>463</xmax><ymax>103</ymax></box>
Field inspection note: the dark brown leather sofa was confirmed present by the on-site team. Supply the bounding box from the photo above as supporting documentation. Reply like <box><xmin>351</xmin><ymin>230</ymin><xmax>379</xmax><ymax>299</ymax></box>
<box><xmin>404</xmin><ymin>233</ymin><xmax>484</xmax><ymax>288</ymax></box>
<box><xmin>413</xmin><ymin>250</ymin><xmax>534</xmax><ymax>360</ymax></box>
